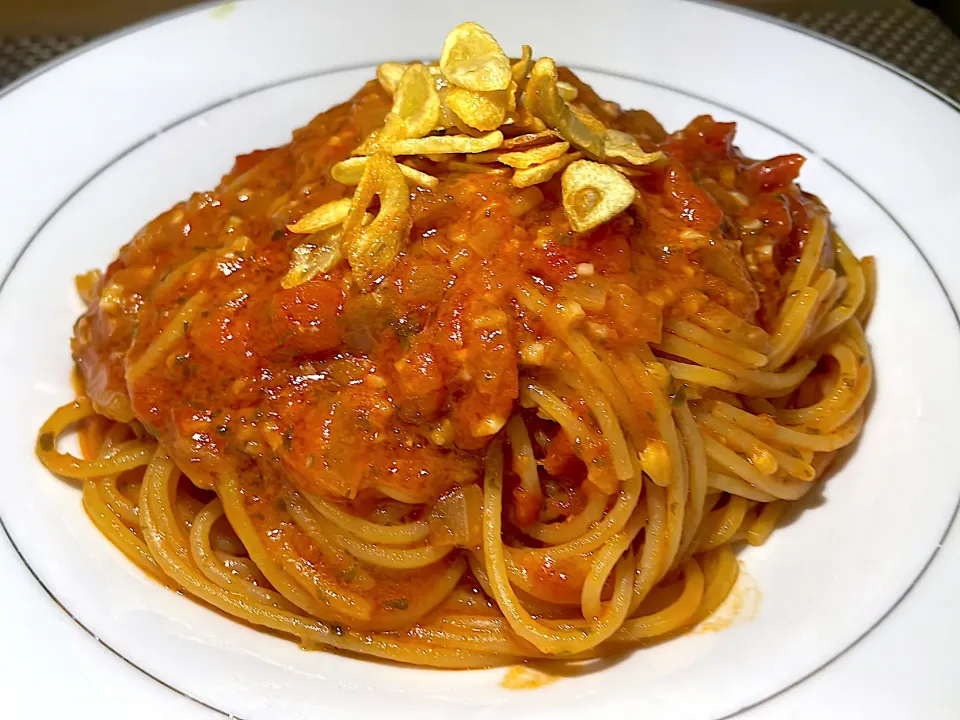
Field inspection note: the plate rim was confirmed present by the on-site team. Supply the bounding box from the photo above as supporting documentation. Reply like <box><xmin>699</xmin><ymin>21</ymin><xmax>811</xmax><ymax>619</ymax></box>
<box><xmin>1</xmin><ymin>2</ymin><xmax>959</xmax><ymax>718</ymax></box>
<box><xmin>1</xmin><ymin>0</ymin><xmax>957</xmax><ymax>115</ymax></box>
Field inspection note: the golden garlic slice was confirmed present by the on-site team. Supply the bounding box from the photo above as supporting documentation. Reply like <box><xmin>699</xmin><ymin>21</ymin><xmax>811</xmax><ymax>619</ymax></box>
<box><xmin>505</xmin><ymin>79</ymin><xmax>519</xmax><ymax>114</ymax></box>
<box><xmin>444</xmin><ymin>86</ymin><xmax>509</xmax><ymax>131</ymax></box>
<box><xmin>438</xmin><ymin>91</ymin><xmax>488</xmax><ymax>136</ymax></box>
<box><xmin>508</xmin><ymin>107</ymin><xmax>548</xmax><ymax>133</ymax></box>
<box><xmin>354</xmin><ymin>64</ymin><xmax>441</xmax><ymax>154</ymax></box>
<box><xmin>389</xmin><ymin>131</ymin><xmax>503</xmax><ymax>156</ymax></box>
<box><xmin>511</xmin><ymin>45</ymin><xmax>533</xmax><ymax>85</ymax></box>
<box><xmin>286</xmin><ymin>197</ymin><xmax>353</xmax><ymax>234</ymax></box>
<box><xmin>376</xmin><ymin>62</ymin><xmax>406</xmax><ymax>94</ymax></box>
<box><xmin>498</xmin><ymin>141</ymin><xmax>570</xmax><ymax>168</ymax></box>
<box><xmin>511</xmin><ymin>151</ymin><xmax>582</xmax><ymax>188</ymax></box>
<box><xmin>569</xmin><ymin>103</ymin><xmax>607</xmax><ymax>136</ymax></box>
<box><xmin>523</xmin><ymin>58</ymin><xmax>606</xmax><ymax>159</ymax></box>
<box><xmin>281</xmin><ymin>228</ymin><xmax>343</xmax><ymax>289</ymax></box>
<box><xmin>501</xmin><ymin>129</ymin><xmax>561</xmax><ymax>150</ymax></box>
<box><xmin>440</xmin><ymin>22</ymin><xmax>512</xmax><ymax>92</ymax></box>
<box><xmin>561</xmin><ymin>159</ymin><xmax>637</xmax><ymax>232</ymax></box>
<box><xmin>556</xmin><ymin>81</ymin><xmax>578</xmax><ymax>102</ymax></box>
<box><xmin>604</xmin><ymin>129</ymin><xmax>664</xmax><ymax>166</ymax></box>
<box><xmin>340</xmin><ymin>154</ymin><xmax>411</xmax><ymax>286</ymax></box>
<box><xmin>282</xmin><ymin>214</ymin><xmax>376</xmax><ymax>288</ymax></box>
<box><xmin>332</xmin><ymin>157</ymin><xmax>439</xmax><ymax>189</ymax></box>
<box><xmin>392</xmin><ymin>63</ymin><xmax>441</xmax><ymax>139</ymax></box>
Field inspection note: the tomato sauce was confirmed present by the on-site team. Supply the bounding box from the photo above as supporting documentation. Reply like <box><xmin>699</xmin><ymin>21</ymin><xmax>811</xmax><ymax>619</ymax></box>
<box><xmin>71</xmin><ymin>73</ymin><xmax>820</xmax><ymax>544</ymax></box>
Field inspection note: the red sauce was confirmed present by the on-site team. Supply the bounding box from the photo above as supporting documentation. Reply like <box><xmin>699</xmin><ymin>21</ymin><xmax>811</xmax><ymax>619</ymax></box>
<box><xmin>71</xmin><ymin>74</ymin><xmax>821</xmax><ymax>606</ymax></box>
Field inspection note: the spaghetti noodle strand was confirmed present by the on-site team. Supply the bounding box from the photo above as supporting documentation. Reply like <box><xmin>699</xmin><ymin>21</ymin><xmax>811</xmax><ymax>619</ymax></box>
<box><xmin>35</xmin><ymin>30</ymin><xmax>876</xmax><ymax>667</ymax></box>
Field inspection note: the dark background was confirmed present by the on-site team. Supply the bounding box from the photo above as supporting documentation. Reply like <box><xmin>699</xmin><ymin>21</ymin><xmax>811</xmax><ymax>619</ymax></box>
<box><xmin>0</xmin><ymin>0</ymin><xmax>953</xmax><ymax>37</ymax></box>
<box><xmin>1</xmin><ymin>1</ymin><xmax>957</xmax><ymax>99</ymax></box>
<box><xmin>917</xmin><ymin>1</ymin><xmax>960</xmax><ymax>33</ymax></box>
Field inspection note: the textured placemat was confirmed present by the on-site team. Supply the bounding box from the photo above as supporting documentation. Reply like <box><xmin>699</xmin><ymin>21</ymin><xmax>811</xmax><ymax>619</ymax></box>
<box><xmin>781</xmin><ymin>5</ymin><xmax>960</xmax><ymax>101</ymax></box>
<box><xmin>0</xmin><ymin>35</ymin><xmax>84</xmax><ymax>88</ymax></box>
<box><xmin>1</xmin><ymin>5</ymin><xmax>958</xmax><ymax>102</ymax></box>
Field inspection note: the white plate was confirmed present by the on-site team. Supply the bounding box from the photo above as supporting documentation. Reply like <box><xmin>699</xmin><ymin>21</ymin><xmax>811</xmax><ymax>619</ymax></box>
<box><xmin>2</xmin><ymin>1</ymin><xmax>960</xmax><ymax>718</ymax></box>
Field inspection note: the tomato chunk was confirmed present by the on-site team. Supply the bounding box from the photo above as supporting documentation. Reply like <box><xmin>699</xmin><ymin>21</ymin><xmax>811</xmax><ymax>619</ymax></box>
<box><xmin>272</xmin><ymin>279</ymin><xmax>343</xmax><ymax>355</ymax></box>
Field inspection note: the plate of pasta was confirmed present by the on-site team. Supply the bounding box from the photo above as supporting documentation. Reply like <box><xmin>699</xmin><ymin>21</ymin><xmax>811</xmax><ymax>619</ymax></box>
<box><xmin>2</xmin><ymin>1</ymin><xmax>960</xmax><ymax>718</ymax></box>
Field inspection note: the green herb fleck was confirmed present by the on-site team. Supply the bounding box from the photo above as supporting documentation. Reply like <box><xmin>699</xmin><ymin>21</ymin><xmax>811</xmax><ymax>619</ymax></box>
<box><xmin>272</xmin><ymin>228</ymin><xmax>285</xmax><ymax>241</ymax></box>
<box><xmin>38</xmin><ymin>432</ymin><xmax>54</xmax><ymax>452</ymax></box>
<box><xmin>384</xmin><ymin>597</ymin><xmax>409</xmax><ymax>611</ymax></box>
<box><xmin>275</xmin><ymin>498</ymin><xmax>287</xmax><ymax>512</ymax></box>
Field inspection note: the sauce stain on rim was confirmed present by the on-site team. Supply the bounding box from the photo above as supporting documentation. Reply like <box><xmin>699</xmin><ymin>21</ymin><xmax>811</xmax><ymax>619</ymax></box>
<box><xmin>501</xmin><ymin>665</ymin><xmax>560</xmax><ymax>690</ymax></box>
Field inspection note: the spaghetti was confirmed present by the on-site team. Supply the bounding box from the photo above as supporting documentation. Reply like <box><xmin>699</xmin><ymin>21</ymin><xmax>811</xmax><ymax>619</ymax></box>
<box><xmin>37</xmin><ymin>23</ymin><xmax>874</xmax><ymax>668</ymax></box>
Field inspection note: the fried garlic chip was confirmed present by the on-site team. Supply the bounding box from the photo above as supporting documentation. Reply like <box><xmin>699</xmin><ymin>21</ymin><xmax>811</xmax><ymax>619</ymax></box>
<box><xmin>444</xmin><ymin>86</ymin><xmax>508</xmax><ymax>131</ymax></box>
<box><xmin>352</xmin><ymin>127</ymin><xmax>391</xmax><ymax>156</ymax></box>
<box><xmin>390</xmin><ymin>130</ymin><xmax>503</xmax><ymax>156</ymax></box>
<box><xmin>461</xmin><ymin>129</ymin><xmax>557</xmax><ymax>162</ymax></box>
<box><xmin>604</xmin><ymin>129</ymin><xmax>665</xmax><ymax>167</ymax></box>
<box><xmin>501</xmin><ymin>130</ymin><xmax>562</xmax><ymax>150</ymax></box>
<box><xmin>340</xmin><ymin>154</ymin><xmax>411</xmax><ymax>287</ymax></box>
<box><xmin>377</xmin><ymin>62</ymin><xmax>406</xmax><ymax>94</ymax></box>
<box><xmin>556</xmin><ymin>81</ymin><xmax>578</xmax><ymax>102</ymax></box>
<box><xmin>523</xmin><ymin>57</ymin><xmax>606</xmax><ymax>159</ymax></box>
<box><xmin>506</xmin><ymin>80</ymin><xmax>519</xmax><ymax>113</ymax></box>
<box><xmin>498</xmin><ymin>141</ymin><xmax>570</xmax><ymax>168</ymax></box>
<box><xmin>509</xmin><ymin>107</ymin><xmax>548</xmax><ymax>133</ymax></box>
<box><xmin>282</xmin><ymin>214</ymin><xmax>377</xmax><ymax>288</ymax></box>
<box><xmin>569</xmin><ymin>102</ymin><xmax>608</xmax><ymax>136</ymax></box>
<box><xmin>281</xmin><ymin>227</ymin><xmax>343</xmax><ymax>289</ymax></box>
<box><xmin>333</xmin><ymin>156</ymin><xmax>439</xmax><ymax>189</ymax></box>
<box><xmin>511</xmin><ymin>151</ymin><xmax>582</xmax><ymax>188</ymax></box>
<box><xmin>286</xmin><ymin>197</ymin><xmax>352</xmax><ymax>234</ymax></box>
<box><xmin>561</xmin><ymin>159</ymin><xmax>637</xmax><ymax>232</ymax></box>
<box><xmin>438</xmin><ymin>92</ymin><xmax>490</xmax><ymax>136</ymax></box>
<box><xmin>511</xmin><ymin>44</ymin><xmax>533</xmax><ymax>85</ymax></box>
<box><xmin>354</xmin><ymin>64</ymin><xmax>442</xmax><ymax>155</ymax></box>
<box><xmin>392</xmin><ymin>63</ymin><xmax>441</xmax><ymax>139</ymax></box>
<box><xmin>440</xmin><ymin>22</ymin><xmax>511</xmax><ymax>92</ymax></box>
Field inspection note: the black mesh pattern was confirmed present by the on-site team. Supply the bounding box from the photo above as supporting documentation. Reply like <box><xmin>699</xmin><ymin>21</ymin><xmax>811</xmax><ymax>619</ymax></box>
<box><xmin>782</xmin><ymin>5</ymin><xmax>960</xmax><ymax>101</ymax></box>
<box><xmin>1</xmin><ymin>6</ymin><xmax>957</xmax><ymax>101</ymax></box>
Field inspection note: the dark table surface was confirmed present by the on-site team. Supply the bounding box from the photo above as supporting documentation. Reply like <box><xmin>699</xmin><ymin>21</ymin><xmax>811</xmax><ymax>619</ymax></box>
<box><xmin>2</xmin><ymin>3</ymin><xmax>958</xmax><ymax>101</ymax></box>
